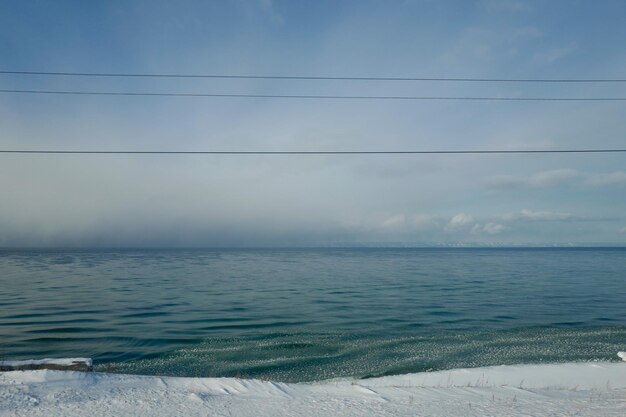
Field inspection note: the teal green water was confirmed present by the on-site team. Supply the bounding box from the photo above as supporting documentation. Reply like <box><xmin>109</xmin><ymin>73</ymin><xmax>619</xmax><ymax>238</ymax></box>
<box><xmin>1</xmin><ymin>248</ymin><xmax>625</xmax><ymax>381</ymax></box>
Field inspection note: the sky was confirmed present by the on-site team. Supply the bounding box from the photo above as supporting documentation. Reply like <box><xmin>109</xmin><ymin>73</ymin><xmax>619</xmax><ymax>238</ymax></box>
<box><xmin>1</xmin><ymin>0</ymin><xmax>625</xmax><ymax>247</ymax></box>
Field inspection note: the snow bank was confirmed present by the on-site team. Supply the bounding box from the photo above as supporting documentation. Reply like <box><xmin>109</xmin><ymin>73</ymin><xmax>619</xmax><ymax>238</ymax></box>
<box><xmin>0</xmin><ymin>358</ymin><xmax>92</xmax><ymax>368</ymax></box>
<box><xmin>1</xmin><ymin>362</ymin><xmax>625</xmax><ymax>416</ymax></box>
<box><xmin>0</xmin><ymin>358</ymin><xmax>92</xmax><ymax>372</ymax></box>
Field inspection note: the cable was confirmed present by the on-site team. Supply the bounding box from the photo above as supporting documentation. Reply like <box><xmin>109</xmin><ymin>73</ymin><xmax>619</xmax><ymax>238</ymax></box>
<box><xmin>1</xmin><ymin>70</ymin><xmax>624</xmax><ymax>83</ymax></box>
<box><xmin>0</xmin><ymin>89</ymin><xmax>624</xmax><ymax>101</ymax></box>
<box><xmin>1</xmin><ymin>150</ymin><xmax>625</xmax><ymax>155</ymax></box>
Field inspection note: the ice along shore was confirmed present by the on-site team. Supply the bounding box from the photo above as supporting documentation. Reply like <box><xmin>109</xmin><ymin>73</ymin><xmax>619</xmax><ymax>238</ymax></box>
<box><xmin>1</xmin><ymin>361</ymin><xmax>626</xmax><ymax>416</ymax></box>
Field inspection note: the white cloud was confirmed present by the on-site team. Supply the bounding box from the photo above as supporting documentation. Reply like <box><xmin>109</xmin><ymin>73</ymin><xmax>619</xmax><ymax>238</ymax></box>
<box><xmin>530</xmin><ymin>169</ymin><xmax>580</xmax><ymax>187</ymax></box>
<box><xmin>487</xmin><ymin>170</ymin><xmax>626</xmax><ymax>189</ymax></box>
<box><xmin>410</xmin><ymin>214</ymin><xmax>438</xmax><ymax>229</ymax></box>
<box><xmin>488</xmin><ymin>169</ymin><xmax>580</xmax><ymax>188</ymax></box>
<box><xmin>500</xmin><ymin>209</ymin><xmax>574</xmax><ymax>222</ymax></box>
<box><xmin>470</xmin><ymin>222</ymin><xmax>506</xmax><ymax>235</ymax></box>
<box><xmin>520</xmin><ymin>209</ymin><xmax>572</xmax><ymax>221</ymax></box>
<box><xmin>382</xmin><ymin>215</ymin><xmax>405</xmax><ymax>228</ymax></box>
<box><xmin>585</xmin><ymin>172</ymin><xmax>626</xmax><ymax>186</ymax></box>
<box><xmin>620</xmin><ymin>227</ymin><xmax>626</xmax><ymax>234</ymax></box>
<box><xmin>379</xmin><ymin>214</ymin><xmax>440</xmax><ymax>232</ymax></box>
<box><xmin>446</xmin><ymin>213</ymin><xmax>474</xmax><ymax>231</ymax></box>
<box><xmin>483</xmin><ymin>222</ymin><xmax>505</xmax><ymax>235</ymax></box>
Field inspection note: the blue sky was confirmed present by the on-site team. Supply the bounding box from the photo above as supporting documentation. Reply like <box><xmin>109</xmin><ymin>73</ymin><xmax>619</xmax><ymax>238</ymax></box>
<box><xmin>1</xmin><ymin>0</ymin><xmax>625</xmax><ymax>247</ymax></box>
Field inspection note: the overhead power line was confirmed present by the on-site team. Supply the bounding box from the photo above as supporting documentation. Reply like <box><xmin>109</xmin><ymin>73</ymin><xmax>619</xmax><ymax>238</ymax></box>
<box><xmin>0</xmin><ymin>89</ymin><xmax>624</xmax><ymax>101</ymax></box>
<box><xmin>1</xmin><ymin>70</ymin><xmax>624</xmax><ymax>83</ymax></box>
<box><xmin>1</xmin><ymin>149</ymin><xmax>625</xmax><ymax>155</ymax></box>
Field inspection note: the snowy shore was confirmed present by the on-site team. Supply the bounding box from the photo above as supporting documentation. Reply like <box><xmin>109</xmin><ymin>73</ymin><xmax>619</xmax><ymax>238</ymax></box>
<box><xmin>1</xmin><ymin>362</ymin><xmax>625</xmax><ymax>416</ymax></box>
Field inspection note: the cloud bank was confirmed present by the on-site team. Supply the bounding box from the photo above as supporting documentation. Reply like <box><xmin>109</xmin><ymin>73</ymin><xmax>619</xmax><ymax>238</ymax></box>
<box><xmin>1</xmin><ymin>1</ymin><xmax>625</xmax><ymax>246</ymax></box>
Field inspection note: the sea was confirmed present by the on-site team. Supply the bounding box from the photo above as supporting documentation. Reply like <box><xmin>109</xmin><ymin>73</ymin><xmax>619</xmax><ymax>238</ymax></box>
<box><xmin>1</xmin><ymin>247</ymin><xmax>625</xmax><ymax>382</ymax></box>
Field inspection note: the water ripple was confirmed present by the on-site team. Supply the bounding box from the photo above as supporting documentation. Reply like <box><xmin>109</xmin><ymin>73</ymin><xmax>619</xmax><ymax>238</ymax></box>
<box><xmin>1</xmin><ymin>247</ymin><xmax>625</xmax><ymax>380</ymax></box>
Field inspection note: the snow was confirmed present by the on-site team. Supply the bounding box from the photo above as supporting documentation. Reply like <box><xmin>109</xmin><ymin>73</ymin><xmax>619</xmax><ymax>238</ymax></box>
<box><xmin>618</xmin><ymin>351</ymin><xmax>626</xmax><ymax>361</ymax></box>
<box><xmin>1</xmin><ymin>362</ymin><xmax>625</xmax><ymax>416</ymax></box>
<box><xmin>0</xmin><ymin>358</ymin><xmax>92</xmax><ymax>368</ymax></box>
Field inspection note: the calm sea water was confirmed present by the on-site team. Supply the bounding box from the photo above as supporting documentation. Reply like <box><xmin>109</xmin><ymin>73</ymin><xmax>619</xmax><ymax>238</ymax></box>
<box><xmin>1</xmin><ymin>248</ymin><xmax>625</xmax><ymax>381</ymax></box>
